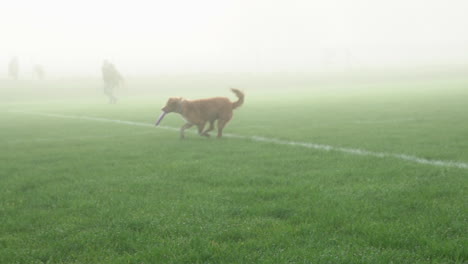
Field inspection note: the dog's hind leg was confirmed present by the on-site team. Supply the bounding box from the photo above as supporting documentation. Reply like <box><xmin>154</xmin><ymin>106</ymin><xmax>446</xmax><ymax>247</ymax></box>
<box><xmin>180</xmin><ymin>123</ymin><xmax>193</xmax><ymax>139</ymax></box>
<box><xmin>202</xmin><ymin>120</ymin><xmax>215</xmax><ymax>137</ymax></box>
<box><xmin>217</xmin><ymin>118</ymin><xmax>231</xmax><ymax>138</ymax></box>
<box><xmin>197</xmin><ymin>122</ymin><xmax>208</xmax><ymax>137</ymax></box>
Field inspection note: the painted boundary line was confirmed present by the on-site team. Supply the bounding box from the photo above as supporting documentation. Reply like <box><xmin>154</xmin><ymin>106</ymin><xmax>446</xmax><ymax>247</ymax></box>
<box><xmin>8</xmin><ymin>110</ymin><xmax>468</xmax><ymax>170</ymax></box>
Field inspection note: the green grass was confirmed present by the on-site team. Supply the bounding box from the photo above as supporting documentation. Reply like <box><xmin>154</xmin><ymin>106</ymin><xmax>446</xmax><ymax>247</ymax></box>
<box><xmin>0</xmin><ymin>75</ymin><xmax>467</xmax><ymax>263</ymax></box>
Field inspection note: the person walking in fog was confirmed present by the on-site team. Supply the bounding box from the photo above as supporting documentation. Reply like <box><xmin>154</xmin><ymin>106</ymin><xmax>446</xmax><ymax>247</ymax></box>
<box><xmin>9</xmin><ymin>57</ymin><xmax>19</xmax><ymax>80</ymax></box>
<box><xmin>101</xmin><ymin>60</ymin><xmax>123</xmax><ymax>104</ymax></box>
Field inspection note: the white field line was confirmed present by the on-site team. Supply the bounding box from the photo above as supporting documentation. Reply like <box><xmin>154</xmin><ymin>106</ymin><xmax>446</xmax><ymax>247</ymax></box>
<box><xmin>352</xmin><ymin>118</ymin><xmax>424</xmax><ymax>124</ymax></box>
<box><xmin>8</xmin><ymin>110</ymin><xmax>468</xmax><ymax>170</ymax></box>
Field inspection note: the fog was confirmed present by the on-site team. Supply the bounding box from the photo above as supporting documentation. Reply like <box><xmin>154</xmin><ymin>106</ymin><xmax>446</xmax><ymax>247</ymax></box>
<box><xmin>1</xmin><ymin>0</ymin><xmax>468</xmax><ymax>77</ymax></box>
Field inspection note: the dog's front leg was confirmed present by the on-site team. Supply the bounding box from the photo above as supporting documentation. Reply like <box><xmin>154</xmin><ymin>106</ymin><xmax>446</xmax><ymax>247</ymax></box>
<box><xmin>180</xmin><ymin>123</ymin><xmax>193</xmax><ymax>139</ymax></box>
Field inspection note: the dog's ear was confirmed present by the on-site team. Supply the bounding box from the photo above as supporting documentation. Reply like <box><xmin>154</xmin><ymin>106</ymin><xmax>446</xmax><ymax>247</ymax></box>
<box><xmin>167</xmin><ymin>97</ymin><xmax>178</xmax><ymax>104</ymax></box>
<box><xmin>168</xmin><ymin>97</ymin><xmax>182</xmax><ymax>102</ymax></box>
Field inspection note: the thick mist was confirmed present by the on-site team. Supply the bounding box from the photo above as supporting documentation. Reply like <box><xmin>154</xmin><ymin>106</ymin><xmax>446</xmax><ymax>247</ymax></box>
<box><xmin>1</xmin><ymin>0</ymin><xmax>468</xmax><ymax>77</ymax></box>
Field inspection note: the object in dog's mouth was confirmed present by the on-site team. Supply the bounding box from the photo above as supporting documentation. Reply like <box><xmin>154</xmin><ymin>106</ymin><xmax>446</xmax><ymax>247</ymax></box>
<box><xmin>155</xmin><ymin>112</ymin><xmax>167</xmax><ymax>126</ymax></box>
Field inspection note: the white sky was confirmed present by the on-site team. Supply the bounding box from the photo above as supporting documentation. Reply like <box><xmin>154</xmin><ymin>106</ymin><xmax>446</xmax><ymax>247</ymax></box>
<box><xmin>1</xmin><ymin>0</ymin><xmax>468</xmax><ymax>75</ymax></box>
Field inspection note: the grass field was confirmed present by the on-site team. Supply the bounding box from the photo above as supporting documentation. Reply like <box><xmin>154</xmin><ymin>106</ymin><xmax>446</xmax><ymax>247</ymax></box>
<box><xmin>0</xmin><ymin>73</ymin><xmax>467</xmax><ymax>263</ymax></box>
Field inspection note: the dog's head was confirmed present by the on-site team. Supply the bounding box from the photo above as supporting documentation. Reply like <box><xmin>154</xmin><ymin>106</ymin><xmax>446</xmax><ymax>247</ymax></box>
<box><xmin>161</xmin><ymin>97</ymin><xmax>183</xmax><ymax>113</ymax></box>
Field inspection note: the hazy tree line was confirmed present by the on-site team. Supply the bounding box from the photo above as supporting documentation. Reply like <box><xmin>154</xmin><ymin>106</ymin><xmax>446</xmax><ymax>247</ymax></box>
<box><xmin>7</xmin><ymin>57</ymin><xmax>45</xmax><ymax>81</ymax></box>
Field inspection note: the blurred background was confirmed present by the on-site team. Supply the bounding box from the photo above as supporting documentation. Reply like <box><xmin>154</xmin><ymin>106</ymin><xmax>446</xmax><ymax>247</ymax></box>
<box><xmin>1</xmin><ymin>0</ymin><xmax>467</xmax><ymax>78</ymax></box>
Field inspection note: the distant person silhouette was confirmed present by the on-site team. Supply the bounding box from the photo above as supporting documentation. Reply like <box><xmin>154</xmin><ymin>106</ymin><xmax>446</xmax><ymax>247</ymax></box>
<box><xmin>34</xmin><ymin>64</ymin><xmax>45</xmax><ymax>80</ymax></box>
<box><xmin>101</xmin><ymin>60</ymin><xmax>123</xmax><ymax>104</ymax></box>
<box><xmin>9</xmin><ymin>57</ymin><xmax>19</xmax><ymax>80</ymax></box>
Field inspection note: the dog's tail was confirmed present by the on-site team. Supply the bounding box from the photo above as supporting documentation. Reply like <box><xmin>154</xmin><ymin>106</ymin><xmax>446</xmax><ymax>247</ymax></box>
<box><xmin>231</xmin><ymin>88</ymin><xmax>244</xmax><ymax>109</ymax></box>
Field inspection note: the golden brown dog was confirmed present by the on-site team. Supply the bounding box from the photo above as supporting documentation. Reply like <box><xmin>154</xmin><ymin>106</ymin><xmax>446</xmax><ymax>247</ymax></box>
<box><xmin>156</xmin><ymin>88</ymin><xmax>244</xmax><ymax>138</ymax></box>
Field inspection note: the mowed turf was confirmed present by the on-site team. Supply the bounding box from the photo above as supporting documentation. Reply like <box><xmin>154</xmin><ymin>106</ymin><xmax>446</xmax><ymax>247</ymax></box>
<box><xmin>0</xmin><ymin>76</ymin><xmax>467</xmax><ymax>263</ymax></box>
